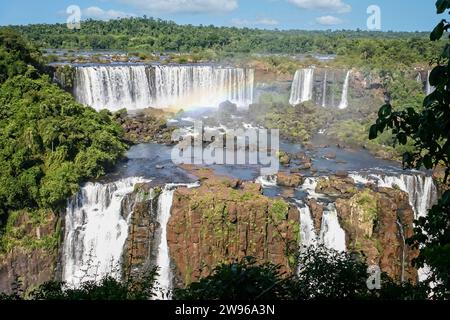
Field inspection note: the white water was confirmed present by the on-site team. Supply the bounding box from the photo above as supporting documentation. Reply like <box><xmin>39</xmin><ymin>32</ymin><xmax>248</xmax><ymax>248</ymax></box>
<box><xmin>154</xmin><ymin>183</ymin><xmax>199</xmax><ymax>300</ymax></box>
<box><xmin>322</xmin><ymin>71</ymin><xmax>327</xmax><ymax>107</ymax></box>
<box><xmin>349</xmin><ymin>172</ymin><xmax>438</xmax><ymax>282</ymax></box>
<box><xmin>74</xmin><ymin>65</ymin><xmax>254</xmax><ymax>111</ymax></box>
<box><xmin>338</xmin><ymin>71</ymin><xmax>351</xmax><ymax>110</ymax></box>
<box><xmin>297</xmin><ymin>204</ymin><xmax>318</xmax><ymax>248</ymax></box>
<box><xmin>365</xmin><ymin>174</ymin><xmax>437</xmax><ymax>219</ymax></box>
<box><xmin>74</xmin><ymin>65</ymin><xmax>152</xmax><ymax>111</ymax></box>
<box><xmin>62</xmin><ymin>177</ymin><xmax>148</xmax><ymax>288</ymax></box>
<box><xmin>319</xmin><ymin>203</ymin><xmax>347</xmax><ymax>252</ymax></box>
<box><xmin>426</xmin><ymin>70</ymin><xmax>435</xmax><ymax>95</ymax></box>
<box><xmin>289</xmin><ymin>68</ymin><xmax>314</xmax><ymax>106</ymax></box>
<box><xmin>255</xmin><ymin>175</ymin><xmax>277</xmax><ymax>187</ymax></box>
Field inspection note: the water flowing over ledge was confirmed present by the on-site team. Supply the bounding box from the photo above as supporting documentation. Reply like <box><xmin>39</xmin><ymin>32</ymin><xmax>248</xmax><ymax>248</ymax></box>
<box><xmin>62</xmin><ymin>177</ymin><xmax>149</xmax><ymax>288</ymax></box>
<box><xmin>289</xmin><ymin>68</ymin><xmax>351</xmax><ymax>109</ymax></box>
<box><xmin>72</xmin><ymin>65</ymin><xmax>254</xmax><ymax>111</ymax></box>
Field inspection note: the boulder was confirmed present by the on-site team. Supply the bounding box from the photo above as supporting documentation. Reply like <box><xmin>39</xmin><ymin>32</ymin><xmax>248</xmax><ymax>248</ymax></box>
<box><xmin>276</xmin><ymin>172</ymin><xmax>303</xmax><ymax>188</ymax></box>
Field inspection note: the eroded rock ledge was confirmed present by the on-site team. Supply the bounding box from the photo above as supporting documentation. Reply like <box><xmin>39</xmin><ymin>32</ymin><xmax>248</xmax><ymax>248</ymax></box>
<box><xmin>167</xmin><ymin>168</ymin><xmax>299</xmax><ymax>286</ymax></box>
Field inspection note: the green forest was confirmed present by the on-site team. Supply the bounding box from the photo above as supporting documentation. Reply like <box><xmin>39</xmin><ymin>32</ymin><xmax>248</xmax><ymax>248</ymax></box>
<box><xmin>0</xmin><ymin>30</ymin><xmax>126</xmax><ymax>245</ymax></box>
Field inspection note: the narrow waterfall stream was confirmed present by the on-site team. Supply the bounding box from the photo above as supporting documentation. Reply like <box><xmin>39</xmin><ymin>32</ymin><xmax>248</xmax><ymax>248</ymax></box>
<box><xmin>338</xmin><ymin>71</ymin><xmax>351</xmax><ymax>110</ymax></box>
<box><xmin>154</xmin><ymin>183</ymin><xmax>199</xmax><ymax>300</ymax></box>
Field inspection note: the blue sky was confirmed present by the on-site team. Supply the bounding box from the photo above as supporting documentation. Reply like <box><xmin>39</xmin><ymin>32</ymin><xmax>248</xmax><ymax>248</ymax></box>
<box><xmin>0</xmin><ymin>0</ymin><xmax>440</xmax><ymax>32</ymax></box>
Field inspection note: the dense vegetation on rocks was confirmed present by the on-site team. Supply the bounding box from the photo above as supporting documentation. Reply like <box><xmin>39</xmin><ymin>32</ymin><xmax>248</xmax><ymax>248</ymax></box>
<box><xmin>0</xmin><ymin>30</ymin><xmax>127</xmax><ymax>251</ymax></box>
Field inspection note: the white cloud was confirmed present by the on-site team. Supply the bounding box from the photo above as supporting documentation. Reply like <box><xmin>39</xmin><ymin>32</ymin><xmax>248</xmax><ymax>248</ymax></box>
<box><xmin>82</xmin><ymin>6</ymin><xmax>136</xmax><ymax>19</ymax></box>
<box><xmin>231</xmin><ymin>18</ymin><xmax>279</xmax><ymax>27</ymax></box>
<box><xmin>287</xmin><ymin>0</ymin><xmax>351</xmax><ymax>13</ymax></box>
<box><xmin>315</xmin><ymin>15</ymin><xmax>343</xmax><ymax>25</ymax></box>
<box><xmin>118</xmin><ymin>0</ymin><xmax>238</xmax><ymax>14</ymax></box>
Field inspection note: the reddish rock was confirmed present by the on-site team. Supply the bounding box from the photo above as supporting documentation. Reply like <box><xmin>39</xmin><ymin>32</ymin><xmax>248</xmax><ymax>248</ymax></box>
<box><xmin>335</xmin><ymin>188</ymin><xmax>418</xmax><ymax>283</ymax></box>
<box><xmin>167</xmin><ymin>176</ymin><xmax>299</xmax><ymax>286</ymax></box>
<box><xmin>306</xmin><ymin>199</ymin><xmax>324</xmax><ymax>233</ymax></box>
<box><xmin>276</xmin><ymin>172</ymin><xmax>303</xmax><ymax>188</ymax></box>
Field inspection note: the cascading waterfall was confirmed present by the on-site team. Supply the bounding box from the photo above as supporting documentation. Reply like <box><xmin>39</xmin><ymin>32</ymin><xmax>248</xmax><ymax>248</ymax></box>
<box><xmin>396</xmin><ymin>220</ymin><xmax>406</xmax><ymax>283</ymax></box>
<box><xmin>426</xmin><ymin>70</ymin><xmax>435</xmax><ymax>95</ymax></box>
<box><xmin>74</xmin><ymin>65</ymin><xmax>153</xmax><ymax>111</ymax></box>
<box><xmin>370</xmin><ymin>174</ymin><xmax>437</xmax><ymax>219</ymax></box>
<box><xmin>73</xmin><ymin>65</ymin><xmax>254</xmax><ymax>111</ymax></box>
<box><xmin>289</xmin><ymin>68</ymin><xmax>314</xmax><ymax>106</ymax></box>
<box><xmin>255</xmin><ymin>175</ymin><xmax>277</xmax><ymax>187</ymax></box>
<box><xmin>290</xmin><ymin>68</ymin><xmax>351</xmax><ymax>109</ymax></box>
<box><xmin>154</xmin><ymin>183</ymin><xmax>199</xmax><ymax>300</ymax></box>
<box><xmin>338</xmin><ymin>71</ymin><xmax>351</xmax><ymax>109</ymax></box>
<box><xmin>322</xmin><ymin>71</ymin><xmax>327</xmax><ymax>107</ymax></box>
<box><xmin>349</xmin><ymin>172</ymin><xmax>438</xmax><ymax>282</ymax></box>
<box><xmin>319</xmin><ymin>203</ymin><xmax>347</xmax><ymax>252</ymax></box>
<box><xmin>62</xmin><ymin>177</ymin><xmax>148</xmax><ymax>288</ymax></box>
<box><xmin>296</xmin><ymin>204</ymin><xmax>318</xmax><ymax>248</ymax></box>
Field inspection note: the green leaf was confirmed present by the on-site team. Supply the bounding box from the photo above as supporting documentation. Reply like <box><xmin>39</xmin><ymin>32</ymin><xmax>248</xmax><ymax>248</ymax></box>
<box><xmin>378</xmin><ymin>104</ymin><xmax>392</xmax><ymax>119</ymax></box>
<box><xmin>423</xmin><ymin>154</ymin><xmax>433</xmax><ymax>169</ymax></box>
<box><xmin>369</xmin><ymin>124</ymin><xmax>378</xmax><ymax>140</ymax></box>
<box><xmin>430</xmin><ymin>20</ymin><xmax>445</xmax><ymax>41</ymax></box>
<box><xmin>429</xmin><ymin>66</ymin><xmax>446</xmax><ymax>86</ymax></box>
<box><xmin>443</xmin><ymin>44</ymin><xmax>450</xmax><ymax>58</ymax></box>
<box><xmin>436</xmin><ymin>0</ymin><xmax>450</xmax><ymax>14</ymax></box>
<box><xmin>397</xmin><ymin>132</ymin><xmax>407</xmax><ymax>145</ymax></box>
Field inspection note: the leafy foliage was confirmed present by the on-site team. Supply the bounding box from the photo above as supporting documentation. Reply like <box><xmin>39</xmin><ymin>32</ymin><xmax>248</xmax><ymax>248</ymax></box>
<box><xmin>174</xmin><ymin>247</ymin><xmax>426</xmax><ymax>300</ymax></box>
<box><xmin>13</xmin><ymin>268</ymin><xmax>158</xmax><ymax>300</ymax></box>
<box><xmin>370</xmin><ymin>0</ymin><xmax>450</xmax><ymax>299</ymax></box>
<box><xmin>174</xmin><ymin>257</ymin><xmax>292</xmax><ymax>300</ymax></box>
<box><xmin>0</xmin><ymin>30</ymin><xmax>127</xmax><ymax>244</ymax></box>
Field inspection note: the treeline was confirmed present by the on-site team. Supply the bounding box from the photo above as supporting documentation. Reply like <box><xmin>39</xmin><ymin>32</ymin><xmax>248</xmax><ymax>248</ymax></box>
<box><xmin>4</xmin><ymin>17</ymin><xmax>441</xmax><ymax>67</ymax></box>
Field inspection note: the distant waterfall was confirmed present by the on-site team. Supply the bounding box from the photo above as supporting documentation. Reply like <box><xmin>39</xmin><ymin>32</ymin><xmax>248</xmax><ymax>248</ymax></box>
<box><xmin>338</xmin><ymin>71</ymin><xmax>351</xmax><ymax>109</ymax></box>
<box><xmin>73</xmin><ymin>65</ymin><xmax>254</xmax><ymax>111</ymax></box>
<box><xmin>322</xmin><ymin>71</ymin><xmax>327</xmax><ymax>107</ymax></box>
<box><xmin>370</xmin><ymin>174</ymin><xmax>437</xmax><ymax>219</ymax></box>
<box><xmin>319</xmin><ymin>204</ymin><xmax>346</xmax><ymax>252</ymax></box>
<box><xmin>297</xmin><ymin>204</ymin><xmax>318</xmax><ymax>248</ymax></box>
<box><xmin>290</xmin><ymin>68</ymin><xmax>351</xmax><ymax>108</ymax></box>
<box><xmin>74</xmin><ymin>65</ymin><xmax>152</xmax><ymax>111</ymax></box>
<box><xmin>154</xmin><ymin>183</ymin><xmax>199</xmax><ymax>300</ymax></box>
<box><xmin>289</xmin><ymin>68</ymin><xmax>314</xmax><ymax>106</ymax></box>
<box><xmin>62</xmin><ymin>177</ymin><xmax>148</xmax><ymax>288</ymax></box>
<box><xmin>426</xmin><ymin>70</ymin><xmax>435</xmax><ymax>95</ymax></box>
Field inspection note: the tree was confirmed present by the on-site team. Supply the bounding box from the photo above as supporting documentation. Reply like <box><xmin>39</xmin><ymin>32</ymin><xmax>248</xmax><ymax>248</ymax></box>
<box><xmin>369</xmin><ymin>0</ymin><xmax>450</xmax><ymax>299</ymax></box>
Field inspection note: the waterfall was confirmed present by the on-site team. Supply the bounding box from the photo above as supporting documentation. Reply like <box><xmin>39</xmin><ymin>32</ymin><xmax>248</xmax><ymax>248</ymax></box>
<box><xmin>154</xmin><ymin>183</ymin><xmax>199</xmax><ymax>300</ymax></box>
<box><xmin>297</xmin><ymin>204</ymin><xmax>318</xmax><ymax>248</ymax></box>
<box><xmin>426</xmin><ymin>70</ymin><xmax>435</xmax><ymax>95</ymax></box>
<box><xmin>338</xmin><ymin>71</ymin><xmax>351</xmax><ymax>110</ymax></box>
<box><xmin>322</xmin><ymin>71</ymin><xmax>327</xmax><ymax>107</ymax></box>
<box><xmin>74</xmin><ymin>65</ymin><xmax>152</xmax><ymax>111</ymax></box>
<box><xmin>73</xmin><ymin>65</ymin><xmax>254</xmax><ymax>111</ymax></box>
<box><xmin>396</xmin><ymin>219</ymin><xmax>406</xmax><ymax>283</ymax></box>
<box><xmin>255</xmin><ymin>175</ymin><xmax>277</xmax><ymax>187</ymax></box>
<box><xmin>289</xmin><ymin>68</ymin><xmax>314</xmax><ymax>106</ymax></box>
<box><xmin>370</xmin><ymin>174</ymin><xmax>437</xmax><ymax>219</ymax></box>
<box><xmin>319</xmin><ymin>203</ymin><xmax>346</xmax><ymax>252</ymax></box>
<box><xmin>62</xmin><ymin>177</ymin><xmax>148</xmax><ymax>288</ymax></box>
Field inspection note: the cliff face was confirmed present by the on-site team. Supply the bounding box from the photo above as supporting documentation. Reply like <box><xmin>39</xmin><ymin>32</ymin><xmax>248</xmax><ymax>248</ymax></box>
<box><xmin>0</xmin><ymin>211</ymin><xmax>61</xmax><ymax>294</ymax></box>
<box><xmin>334</xmin><ymin>187</ymin><xmax>418</xmax><ymax>283</ymax></box>
<box><xmin>166</xmin><ymin>172</ymin><xmax>299</xmax><ymax>286</ymax></box>
<box><xmin>122</xmin><ymin>184</ymin><xmax>162</xmax><ymax>280</ymax></box>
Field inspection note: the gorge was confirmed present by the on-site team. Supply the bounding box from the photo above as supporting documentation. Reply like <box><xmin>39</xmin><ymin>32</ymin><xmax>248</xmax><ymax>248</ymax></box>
<box><xmin>0</xmin><ymin>58</ymin><xmax>442</xmax><ymax>298</ymax></box>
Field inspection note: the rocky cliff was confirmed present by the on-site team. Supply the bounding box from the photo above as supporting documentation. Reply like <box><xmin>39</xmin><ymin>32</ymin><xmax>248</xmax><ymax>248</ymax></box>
<box><xmin>0</xmin><ymin>211</ymin><xmax>61</xmax><ymax>294</ymax></box>
<box><xmin>166</xmin><ymin>169</ymin><xmax>299</xmax><ymax>286</ymax></box>
<box><xmin>314</xmin><ymin>176</ymin><xmax>418</xmax><ymax>282</ymax></box>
